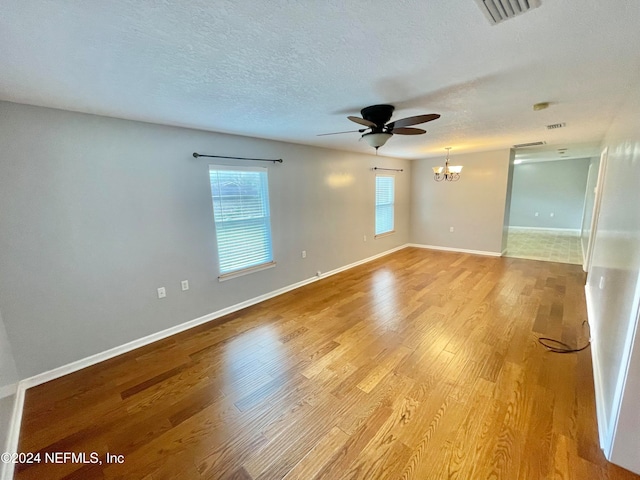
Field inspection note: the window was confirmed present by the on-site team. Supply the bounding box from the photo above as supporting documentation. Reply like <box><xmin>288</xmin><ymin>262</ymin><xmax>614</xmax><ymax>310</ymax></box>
<box><xmin>209</xmin><ymin>165</ymin><xmax>274</xmax><ymax>279</ymax></box>
<box><xmin>375</xmin><ymin>175</ymin><xmax>395</xmax><ymax>237</ymax></box>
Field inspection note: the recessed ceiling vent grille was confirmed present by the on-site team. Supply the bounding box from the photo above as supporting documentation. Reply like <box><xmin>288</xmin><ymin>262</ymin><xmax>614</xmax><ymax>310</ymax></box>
<box><xmin>474</xmin><ymin>0</ymin><xmax>542</xmax><ymax>25</ymax></box>
<box><xmin>546</xmin><ymin>122</ymin><xmax>566</xmax><ymax>130</ymax></box>
<box><xmin>513</xmin><ymin>141</ymin><xmax>546</xmax><ymax>148</ymax></box>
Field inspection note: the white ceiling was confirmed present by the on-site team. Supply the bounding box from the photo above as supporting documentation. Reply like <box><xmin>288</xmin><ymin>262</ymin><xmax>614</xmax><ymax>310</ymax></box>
<box><xmin>1</xmin><ymin>0</ymin><xmax>639</xmax><ymax>160</ymax></box>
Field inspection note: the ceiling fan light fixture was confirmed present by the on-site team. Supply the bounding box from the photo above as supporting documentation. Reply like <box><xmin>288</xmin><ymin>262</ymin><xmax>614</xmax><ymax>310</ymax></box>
<box><xmin>362</xmin><ymin>132</ymin><xmax>392</xmax><ymax>149</ymax></box>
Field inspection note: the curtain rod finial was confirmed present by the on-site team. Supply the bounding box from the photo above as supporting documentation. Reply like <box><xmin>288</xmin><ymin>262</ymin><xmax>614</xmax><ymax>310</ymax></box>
<box><xmin>192</xmin><ymin>152</ymin><xmax>199</xmax><ymax>158</ymax></box>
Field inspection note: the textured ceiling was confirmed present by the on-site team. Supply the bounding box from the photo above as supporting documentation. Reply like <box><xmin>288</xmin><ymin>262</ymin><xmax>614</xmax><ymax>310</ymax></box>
<box><xmin>1</xmin><ymin>0</ymin><xmax>639</xmax><ymax>159</ymax></box>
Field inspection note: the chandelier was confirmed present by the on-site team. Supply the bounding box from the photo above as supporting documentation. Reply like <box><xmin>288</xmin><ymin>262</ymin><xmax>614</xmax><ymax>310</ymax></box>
<box><xmin>433</xmin><ymin>147</ymin><xmax>463</xmax><ymax>182</ymax></box>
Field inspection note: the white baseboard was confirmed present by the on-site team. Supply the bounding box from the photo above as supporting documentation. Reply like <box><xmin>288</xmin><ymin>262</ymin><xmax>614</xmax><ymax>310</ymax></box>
<box><xmin>585</xmin><ymin>285</ymin><xmax>612</xmax><ymax>457</ymax></box>
<box><xmin>20</xmin><ymin>243</ymin><xmax>408</xmax><ymax>391</ymax></box>
<box><xmin>407</xmin><ymin>243</ymin><xmax>502</xmax><ymax>257</ymax></box>
<box><xmin>316</xmin><ymin>244</ymin><xmax>408</xmax><ymax>278</ymax></box>
<box><xmin>508</xmin><ymin>226</ymin><xmax>581</xmax><ymax>233</ymax></box>
<box><xmin>1</xmin><ymin>386</ymin><xmax>25</xmax><ymax>480</ymax></box>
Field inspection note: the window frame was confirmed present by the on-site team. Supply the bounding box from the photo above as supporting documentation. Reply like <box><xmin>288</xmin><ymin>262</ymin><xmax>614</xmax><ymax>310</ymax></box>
<box><xmin>208</xmin><ymin>164</ymin><xmax>276</xmax><ymax>281</ymax></box>
<box><xmin>374</xmin><ymin>174</ymin><xmax>396</xmax><ymax>238</ymax></box>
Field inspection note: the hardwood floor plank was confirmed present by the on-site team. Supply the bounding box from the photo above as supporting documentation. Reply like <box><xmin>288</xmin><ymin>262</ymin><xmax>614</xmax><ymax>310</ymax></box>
<box><xmin>15</xmin><ymin>248</ymin><xmax>640</xmax><ymax>480</ymax></box>
<box><xmin>281</xmin><ymin>426</ymin><xmax>349</xmax><ymax>480</ymax></box>
<box><xmin>310</xmin><ymin>403</ymin><xmax>394</xmax><ymax>480</ymax></box>
<box><xmin>429</xmin><ymin>379</ymin><xmax>494</xmax><ymax>479</ymax></box>
<box><xmin>337</xmin><ymin>371</ymin><xmax>412</xmax><ymax>436</ymax></box>
<box><xmin>356</xmin><ymin>344</ymin><xmax>412</xmax><ymax>393</ymax></box>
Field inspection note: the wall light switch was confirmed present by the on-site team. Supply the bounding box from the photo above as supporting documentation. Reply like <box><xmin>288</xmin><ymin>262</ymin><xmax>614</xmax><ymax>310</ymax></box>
<box><xmin>449</xmin><ymin>227</ymin><xmax>454</xmax><ymax>232</ymax></box>
<box><xmin>157</xmin><ymin>287</ymin><xmax>166</xmax><ymax>299</ymax></box>
<box><xmin>550</xmin><ymin>212</ymin><xmax>555</xmax><ymax>217</ymax></box>
<box><xmin>301</xmin><ymin>250</ymin><xmax>307</xmax><ymax>259</ymax></box>
<box><xmin>599</xmin><ymin>276</ymin><xmax>605</xmax><ymax>290</ymax></box>
<box><xmin>535</xmin><ymin>212</ymin><xmax>539</xmax><ymax>217</ymax></box>
<box><xmin>364</xmin><ymin>235</ymin><xmax>367</xmax><ymax>242</ymax></box>
<box><xmin>181</xmin><ymin>280</ymin><xmax>189</xmax><ymax>291</ymax></box>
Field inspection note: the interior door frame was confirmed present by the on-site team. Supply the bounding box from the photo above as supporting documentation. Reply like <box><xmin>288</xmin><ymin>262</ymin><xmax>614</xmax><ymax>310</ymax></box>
<box><xmin>580</xmin><ymin>161</ymin><xmax>597</xmax><ymax>265</ymax></box>
<box><xmin>583</xmin><ymin>147</ymin><xmax>609</xmax><ymax>272</ymax></box>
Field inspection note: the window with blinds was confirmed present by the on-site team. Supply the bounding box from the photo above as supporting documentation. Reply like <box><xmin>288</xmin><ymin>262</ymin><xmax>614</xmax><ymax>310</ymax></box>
<box><xmin>375</xmin><ymin>175</ymin><xmax>395</xmax><ymax>236</ymax></box>
<box><xmin>209</xmin><ymin>165</ymin><xmax>274</xmax><ymax>279</ymax></box>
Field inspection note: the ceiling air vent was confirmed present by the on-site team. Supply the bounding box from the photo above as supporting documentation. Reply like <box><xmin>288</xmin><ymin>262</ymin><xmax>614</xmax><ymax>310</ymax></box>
<box><xmin>474</xmin><ymin>0</ymin><xmax>542</xmax><ymax>25</ymax></box>
<box><xmin>513</xmin><ymin>141</ymin><xmax>546</xmax><ymax>148</ymax></box>
<box><xmin>546</xmin><ymin>122</ymin><xmax>566</xmax><ymax>130</ymax></box>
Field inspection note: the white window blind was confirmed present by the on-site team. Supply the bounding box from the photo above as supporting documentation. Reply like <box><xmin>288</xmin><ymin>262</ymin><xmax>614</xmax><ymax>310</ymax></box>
<box><xmin>375</xmin><ymin>175</ymin><xmax>395</xmax><ymax>236</ymax></box>
<box><xmin>209</xmin><ymin>165</ymin><xmax>274</xmax><ymax>277</ymax></box>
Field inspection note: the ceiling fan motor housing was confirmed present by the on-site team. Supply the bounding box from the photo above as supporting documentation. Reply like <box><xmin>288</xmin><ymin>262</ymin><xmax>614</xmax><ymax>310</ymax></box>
<box><xmin>361</xmin><ymin>104</ymin><xmax>395</xmax><ymax>131</ymax></box>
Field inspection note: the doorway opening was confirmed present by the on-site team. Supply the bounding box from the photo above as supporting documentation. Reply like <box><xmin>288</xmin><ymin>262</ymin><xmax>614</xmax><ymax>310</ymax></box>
<box><xmin>504</xmin><ymin>154</ymin><xmax>598</xmax><ymax>265</ymax></box>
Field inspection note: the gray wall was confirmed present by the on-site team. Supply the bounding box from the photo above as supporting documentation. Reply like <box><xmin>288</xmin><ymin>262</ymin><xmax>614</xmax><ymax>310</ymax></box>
<box><xmin>0</xmin><ymin>309</ymin><xmax>19</xmax><ymax>458</ymax></box>
<box><xmin>410</xmin><ymin>149</ymin><xmax>513</xmax><ymax>254</ymax></box>
<box><xmin>0</xmin><ymin>101</ymin><xmax>411</xmax><ymax>378</ymax></box>
<box><xmin>0</xmin><ymin>395</ymin><xmax>16</xmax><ymax>476</ymax></box>
<box><xmin>585</xmin><ymin>78</ymin><xmax>640</xmax><ymax>473</ymax></box>
<box><xmin>509</xmin><ymin>158</ymin><xmax>590</xmax><ymax>229</ymax></box>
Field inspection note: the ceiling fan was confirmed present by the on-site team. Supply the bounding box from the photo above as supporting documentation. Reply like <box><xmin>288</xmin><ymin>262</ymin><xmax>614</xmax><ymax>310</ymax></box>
<box><xmin>319</xmin><ymin>104</ymin><xmax>441</xmax><ymax>151</ymax></box>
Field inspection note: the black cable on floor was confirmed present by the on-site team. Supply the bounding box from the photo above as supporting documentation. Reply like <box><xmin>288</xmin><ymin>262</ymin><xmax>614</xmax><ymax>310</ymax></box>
<box><xmin>538</xmin><ymin>320</ymin><xmax>591</xmax><ymax>354</ymax></box>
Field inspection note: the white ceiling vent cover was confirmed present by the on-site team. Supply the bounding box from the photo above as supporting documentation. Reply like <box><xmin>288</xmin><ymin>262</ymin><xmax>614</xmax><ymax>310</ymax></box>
<box><xmin>474</xmin><ymin>0</ymin><xmax>541</xmax><ymax>25</ymax></box>
<box><xmin>513</xmin><ymin>141</ymin><xmax>546</xmax><ymax>148</ymax></box>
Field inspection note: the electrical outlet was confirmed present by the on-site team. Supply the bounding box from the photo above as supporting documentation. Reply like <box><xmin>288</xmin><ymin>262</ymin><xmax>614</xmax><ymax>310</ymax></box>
<box><xmin>363</xmin><ymin>235</ymin><xmax>367</xmax><ymax>242</ymax></box>
<box><xmin>449</xmin><ymin>227</ymin><xmax>454</xmax><ymax>232</ymax></box>
<box><xmin>181</xmin><ymin>280</ymin><xmax>189</xmax><ymax>291</ymax></box>
<box><xmin>550</xmin><ymin>212</ymin><xmax>555</xmax><ymax>217</ymax></box>
<box><xmin>535</xmin><ymin>212</ymin><xmax>539</xmax><ymax>217</ymax></box>
<box><xmin>302</xmin><ymin>250</ymin><xmax>307</xmax><ymax>259</ymax></box>
<box><xmin>316</xmin><ymin>271</ymin><xmax>322</xmax><ymax>277</ymax></box>
<box><xmin>157</xmin><ymin>287</ymin><xmax>166</xmax><ymax>299</ymax></box>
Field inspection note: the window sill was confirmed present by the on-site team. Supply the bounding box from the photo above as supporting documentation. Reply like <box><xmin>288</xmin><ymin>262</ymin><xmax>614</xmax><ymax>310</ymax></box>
<box><xmin>374</xmin><ymin>231</ymin><xmax>396</xmax><ymax>239</ymax></box>
<box><xmin>218</xmin><ymin>261</ymin><xmax>276</xmax><ymax>282</ymax></box>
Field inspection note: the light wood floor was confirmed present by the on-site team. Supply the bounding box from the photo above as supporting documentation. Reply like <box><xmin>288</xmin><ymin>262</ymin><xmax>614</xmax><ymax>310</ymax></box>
<box><xmin>16</xmin><ymin>248</ymin><xmax>640</xmax><ymax>479</ymax></box>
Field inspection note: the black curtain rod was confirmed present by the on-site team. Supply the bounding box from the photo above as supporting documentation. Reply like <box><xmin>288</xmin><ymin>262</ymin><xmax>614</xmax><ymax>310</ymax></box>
<box><xmin>373</xmin><ymin>167</ymin><xmax>403</xmax><ymax>172</ymax></box>
<box><xmin>193</xmin><ymin>152</ymin><xmax>283</xmax><ymax>164</ymax></box>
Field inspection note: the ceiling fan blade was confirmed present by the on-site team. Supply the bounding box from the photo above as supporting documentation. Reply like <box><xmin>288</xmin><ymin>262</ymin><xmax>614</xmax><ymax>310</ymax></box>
<box><xmin>347</xmin><ymin>116</ymin><xmax>377</xmax><ymax>128</ymax></box>
<box><xmin>387</xmin><ymin>113</ymin><xmax>440</xmax><ymax>129</ymax></box>
<box><xmin>317</xmin><ymin>129</ymin><xmax>367</xmax><ymax>136</ymax></box>
<box><xmin>391</xmin><ymin>127</ymin><xmax>426</xmax><ymax>135</ymax></box>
